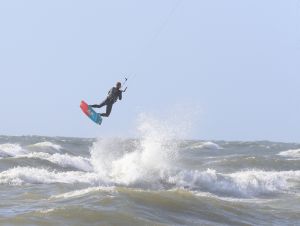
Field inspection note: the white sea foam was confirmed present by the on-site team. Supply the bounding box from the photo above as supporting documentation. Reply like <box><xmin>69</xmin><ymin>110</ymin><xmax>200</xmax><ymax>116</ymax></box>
<box><xmin>90</xmin><ymin>114</ymin><xmax>181</xmax><ymax>186</ymax></box>
<box><xmin>0</xmin><ymin>144</ymin><xmax>27</xmax><ymax>157</ymax></box>
<box><xmin>0</xmin><ymin>167</ymin><xmax>100</xmax><ymax>185</ymax></box>
<box><xmin>25</xmin><ymin>152</ymin><xmax>93</xmax><ymax>171</ymax></box>
<box><xmin>278</xmin><ymin>149</ymin><xmax>300</xmax><ymax>159</ymax></box>
<box><xmin>191</xmin><ymin>142</ymin><xmax>223</xmax><ymax>150</ymax></box>
<box><xmin>30</xmin><ymin>142</ymin><xmax>62</xmax><ymax>151</ymax></box>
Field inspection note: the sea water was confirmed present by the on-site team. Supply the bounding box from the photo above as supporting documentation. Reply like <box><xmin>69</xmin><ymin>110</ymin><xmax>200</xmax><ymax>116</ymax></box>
<box><xmin>0</xmin><ymin>118</ymin><xmax>299</xmax><ymax>225</ymax></box>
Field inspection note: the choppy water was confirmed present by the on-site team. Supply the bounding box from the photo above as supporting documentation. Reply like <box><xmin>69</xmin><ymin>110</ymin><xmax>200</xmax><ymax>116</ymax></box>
<box><xmin>0</xmin><ymin>133</ymin><xmax>299</xmax><ymax>226</ymax></box>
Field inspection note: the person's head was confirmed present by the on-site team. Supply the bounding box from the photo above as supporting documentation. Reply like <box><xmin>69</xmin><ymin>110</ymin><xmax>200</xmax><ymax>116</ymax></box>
<box><xmin>116</xmin><ymin>82</ymin><xmax>122</xmax><ymax>89</ymax></box>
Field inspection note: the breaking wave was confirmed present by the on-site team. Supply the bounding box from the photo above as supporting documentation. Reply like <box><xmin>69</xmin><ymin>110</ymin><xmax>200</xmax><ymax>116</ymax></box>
<box><xmin>90</xmin><ymin>114</ymin><xmax>180</xmax><ymax>186</ymax></box>
<box><xmin>168</xmin><ymin>169</ymin><xmax>300</xmax><ymax>198</ymax></box>
<box><xmin>0</xmin><ymin>165</ymin><xmax>299</xmax><ymax>199</ymax></box>
<box><xmin>0</xmin><ymin>144</ymin><xmax>27</xmax><ymax>157</ymax></box>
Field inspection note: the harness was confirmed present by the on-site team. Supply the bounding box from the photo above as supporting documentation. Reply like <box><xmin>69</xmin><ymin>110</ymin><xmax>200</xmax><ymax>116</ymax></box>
<box><xmin>107</xmin><ymin>87</ymin><xmax>120</xmax><ymax>103</ymax></box>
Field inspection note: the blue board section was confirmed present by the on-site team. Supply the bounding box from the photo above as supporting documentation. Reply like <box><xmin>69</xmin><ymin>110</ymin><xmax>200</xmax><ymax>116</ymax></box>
<box><xmin>88</xmin><ymin>106</ymin><xmax>103</xmax><ymax>125</ymax></box>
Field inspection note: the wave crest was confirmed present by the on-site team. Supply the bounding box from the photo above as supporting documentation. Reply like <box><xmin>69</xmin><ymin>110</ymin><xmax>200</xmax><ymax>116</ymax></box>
<box><xmin>30</xmin><ymin>142</ymin><xmax>62</xmax><ymax>151</ymax></box>
<box><xmin>0</xmin><ymin>144</ymin><xmax>27</xmax><ymax>157</ymax></box>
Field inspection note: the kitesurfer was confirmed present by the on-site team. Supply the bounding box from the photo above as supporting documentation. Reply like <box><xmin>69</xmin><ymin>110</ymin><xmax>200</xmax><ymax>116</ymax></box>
<box><xmin>90</xmin><ymin>82</ymin><xmax>123</xmax><ymax>117</ymax></box>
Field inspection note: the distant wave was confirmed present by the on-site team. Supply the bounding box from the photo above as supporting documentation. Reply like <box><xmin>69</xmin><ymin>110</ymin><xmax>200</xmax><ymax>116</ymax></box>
<box><xmin>190</xmin><ymin>142</ymin><xmax>223</xmax><ymax>150</ymax></box>
<box><xmin>29</xmin><ymin>142</ymin><xmax>62</xmax><ymax>151</ymax></box>
<box><xmin>278</xmin><ymin>149</ymin><xmax>300</xmax><ymax>159</ymax></box>
<box><xmin>0</xmin><ymin>143</ymin><xmax>91</xmax><ymax>171</ymax></box>
<box><xmin>0</xmin><ymin>167</ymin><xmax>100</xmax><ymax>186</ymax></box>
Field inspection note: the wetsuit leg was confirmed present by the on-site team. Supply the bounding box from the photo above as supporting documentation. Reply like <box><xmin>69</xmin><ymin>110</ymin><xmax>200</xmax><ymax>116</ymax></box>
<box><xmin>100</xmin><ymin>102</ymin><xmax>113</xmax><ymax>117</ymax></box>
<box><xmin>91</xmin><ymin>99</ymin><xmax>108</xmax><ymax>108</ymax></box>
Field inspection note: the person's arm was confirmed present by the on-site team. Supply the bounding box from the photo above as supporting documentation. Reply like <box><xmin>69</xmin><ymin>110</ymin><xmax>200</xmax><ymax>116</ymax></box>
<box><xmin>119</xmin><ymin>91</ymin><xmax>122</xmax><ymax>100</ymax></box>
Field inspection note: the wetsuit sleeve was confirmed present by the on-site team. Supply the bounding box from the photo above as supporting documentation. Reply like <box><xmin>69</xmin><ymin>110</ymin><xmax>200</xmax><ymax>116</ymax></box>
<box><xmin>119</xmin><ymin>91</ymin><xmax>122</xmax><ymax>100</ymax></box>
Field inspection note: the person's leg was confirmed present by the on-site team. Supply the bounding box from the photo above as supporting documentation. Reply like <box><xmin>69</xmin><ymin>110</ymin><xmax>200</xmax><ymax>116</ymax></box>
<box><xmin>100</xmin><ymin>103</ymin><xmax>113</xmax><ymax>117</ymax></box>
<box><xmin>91</xmin><ymin>99</ymin><xmax>108</xmax><ymax>108</ymax></box>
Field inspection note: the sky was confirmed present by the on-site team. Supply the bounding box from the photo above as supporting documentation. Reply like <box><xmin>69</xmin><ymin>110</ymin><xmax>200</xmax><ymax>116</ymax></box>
<box><xmin>0</xmin><ymin>0</ymin><xmax>299</xmax><ymax>142</ymax></box>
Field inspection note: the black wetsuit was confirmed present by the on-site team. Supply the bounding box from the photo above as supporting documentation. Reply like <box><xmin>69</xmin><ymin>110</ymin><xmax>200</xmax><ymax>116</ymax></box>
<box><xmin>91</xmin><ymin>87</ymin><xmax>122</xmax><ymax>117</ymax></box>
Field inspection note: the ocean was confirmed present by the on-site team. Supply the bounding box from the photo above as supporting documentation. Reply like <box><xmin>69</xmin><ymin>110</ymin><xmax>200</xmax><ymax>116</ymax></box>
<box><xmin>0</xmin><ymin>134</ymin><xmax>299</xmax><ymax>226</ymax></box>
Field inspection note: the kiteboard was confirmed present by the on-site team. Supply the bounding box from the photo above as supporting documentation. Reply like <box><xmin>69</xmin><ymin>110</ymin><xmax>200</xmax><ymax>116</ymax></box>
<box><xmin>80</xmin><ymin>100</ymin><xmax>103</xmax><ymax>125</ymax></box>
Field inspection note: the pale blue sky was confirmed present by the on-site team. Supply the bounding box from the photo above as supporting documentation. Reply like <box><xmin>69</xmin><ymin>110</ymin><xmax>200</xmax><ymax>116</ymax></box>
<box><xmin>0</xmin><ymin>0</ymin><xmax>299</xmax><ymax>142</ymax></box>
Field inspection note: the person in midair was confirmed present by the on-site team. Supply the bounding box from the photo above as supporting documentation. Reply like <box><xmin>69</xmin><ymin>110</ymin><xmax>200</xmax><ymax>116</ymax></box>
<box><xmin>90</xmin><ymin>82</ymin><xmax>123</xmax><ymax>117</ymax></box>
